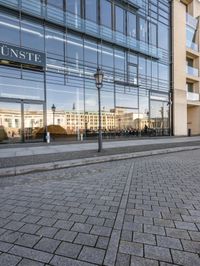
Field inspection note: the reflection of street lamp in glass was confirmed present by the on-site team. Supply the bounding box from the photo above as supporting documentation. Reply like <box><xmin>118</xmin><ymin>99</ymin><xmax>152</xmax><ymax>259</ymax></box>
<box><xmin>94</xmin><ymin>67</ymin><xmax>104</xmax><ymax>152</ymax></box>
<box><xmin>51</xmin><ymin>104</ymin><xmax>56</xmax><ymax>125</ymax></box>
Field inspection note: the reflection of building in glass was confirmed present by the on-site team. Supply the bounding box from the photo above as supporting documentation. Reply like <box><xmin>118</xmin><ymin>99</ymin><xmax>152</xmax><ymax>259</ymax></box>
<box><xmin>0</xmin><ymin>0</ymin><xmax>171</xmax><ymax>143</ymax></box>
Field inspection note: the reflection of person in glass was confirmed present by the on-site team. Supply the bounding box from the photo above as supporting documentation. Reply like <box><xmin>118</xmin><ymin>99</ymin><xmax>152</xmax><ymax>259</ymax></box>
<box><xmin>144</xmin><ymin>124</ymin><xmax>148</xmax><ymax>134</ymax></box>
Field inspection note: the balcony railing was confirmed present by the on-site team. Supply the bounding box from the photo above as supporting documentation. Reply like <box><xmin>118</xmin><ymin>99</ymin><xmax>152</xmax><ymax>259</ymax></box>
<box><xmin>186</xmin><ymin>65</ymin><xmax>199</xmax><ymax>77</ymax></box>
<box><xmin>187</xmin><ymin>92</ymin><xmax>200</xmax><ymax>101</ymax></box>
<box><xmin>186</xmin><ymin>40</ymin><xmax>198</xmax><ymax>52</ymax></box>
<box><xmin>0</xmin><ymin>0</ymin><xmax>166</xmax><ymax>60</ymax></box>
<box><xmin>186</xmin><ymin>13</ymin><xmax>198</xmax><ymax>29</ymax></box>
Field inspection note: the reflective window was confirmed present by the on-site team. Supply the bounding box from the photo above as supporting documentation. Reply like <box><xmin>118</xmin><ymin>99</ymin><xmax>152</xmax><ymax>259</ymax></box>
<box><xmin>149</xmin><ymin>22</ymin><xmax>157</xmax><ymax>46</ymax></box>
<box><xmin>84</xmin><ymin>39</ymin><xmax>97</xmax><ymax>66</ymax></box>
<box><xmin>0</xmin><ymin>13</ymin><xmax>20</xmax><ymax>45</ymax></box>
<box><xmin>101</xmin><ymin>0</ymin><xmax>112</xmax><ymax>28</ymax></box>
<box><xmin>21</xmin><ymin>20</ymin><xmax>44</xmax><ymax>51</ymax></box>
<box><xmin>101</xmin><ymin>44</ymin><xmax>114</xmax><ymax>70</ymax></box>
<box><xmin>45</xmin><ymin>27</ymin><xmax>65</xmax><ymax>59</ymax></box>
<box><xmin>127</xmin><ymin>12</ymin><xmax>136</xmax><ymax>38</ymax></box>
<box><xmin>47</xmin><ymin>0</ymin><xmax>64</xmax><ymax>9</ymax></box>
<box><xmin>158</xmin><ymin>23</ymin><xmax>169</xmax><ymax>50</ymax></box>
<box><xmin>115</xmin><ymin>6</ymin><xmax>125</xmax><ymax>33</ymax></box>
<box><xmin>66</xmin><ymin>0</ymin><xmax>81</xmax><ymax>16</ymax></box>
<box><xmin>85</xmin><ymin>0</ymin><xmax>97</xmax><ymax>23</ymax></box>
<box><xmin>139</xmin><ymin>17</ymin><xmax>147</xmax><ymax>42</ymax></box>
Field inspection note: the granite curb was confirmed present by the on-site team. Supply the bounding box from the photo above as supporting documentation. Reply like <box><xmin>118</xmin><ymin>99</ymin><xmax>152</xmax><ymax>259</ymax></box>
<box><xmin>1</xmin><ymin>145</ymin><xmax>200</xmax><ymax>177</ymax></box>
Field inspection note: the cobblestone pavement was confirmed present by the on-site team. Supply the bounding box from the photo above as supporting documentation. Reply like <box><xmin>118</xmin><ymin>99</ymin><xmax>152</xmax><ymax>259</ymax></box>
<box><xmin>0</xmin><ymin>150</ymin><xmax>200</xmax><ymax>265</ymax></box>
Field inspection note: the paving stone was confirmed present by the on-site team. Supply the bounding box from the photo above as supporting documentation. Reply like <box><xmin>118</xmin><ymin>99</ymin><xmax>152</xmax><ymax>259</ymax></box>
<box><xmin>123</xmin><ymin>222</ymin><xmax>143</xmax><ymax>232</ymax></box>
<box><xmin>19</xmin><ymin>224</ymin><xmax>41</xmax><ymax>234</ymax></box>
<box><xmin>134</xmin><ymin>216</ymin><xmax>153</xmax><ymax>225</ymax></box>
<box><xmin>156</xmin><ymin>236</ymin><xmax>182</xmax><ymax>250</ymax></box>
<box><xmin>116</xmin><ymin>253</ymin><xmax>130</xmax><ymax>266</ymax></box>
<box><xmin>68</xmin><ymin>214</ymin><xmax>87</xmax><ymax>223</ymax></box>
<box><xmin>175</xmin><ymin>221</ymin><xmax>198</xmax><ymax>231</ymax></box>
<box><xmin>15</xmin><ymin>233</ymin><xmax>41</xmax><ymax>248</ymax></box>
<box><xmin>119</xmin><ymin>240</ymin><xmax>143</xmax><ymax>257</ymax></box>
<box><xmin>71</xmin><ymin>222</ymin><xmax>92</xmax><ymax>233</ymax></box>
<box><xmin>17</xmin><ymin>258</ymin><xmax>45</xmax><ymax>266</ymax></box>
<box><xmin>144</xmin><ymin>225</ymin><xmax>165</xmax><ymax>236</ymax></box>
<box><xmin>189</xmin><ymin>231</ymin><xmax>200</xmax><ymax>241</ymax></box>
<box><xmin>133</xmin><ymin>232</ymin><xmax>156</xmax><ymax>245</ymax></box>
<box><xmin>50</xmin><ymin>255</ymin><xmax>94</xmax><ymax>266</ymax></box>
<box><xmin>34</xmin><ymin>237</ymin><xmax>60</xmax><ymax>253</ymax></box>
<box><xmin>4</xmin><ymin>221</ymin><xmax>25</xmax><ymax>231</ymax></box>
<box><xmin>36</xmin><ymin>226</ymin><xmax>58</xmax><ymax>238</ymax></box>
<box><xmin>0</xmin><ymin>253</ymin><xmax>21</xmax><ymax>266</ymax></box>
<box><xmin>54</xmin><ymin>229</ymin><xmax>77</xmax><ymax>242</ymax></box>
<box><xmin>9</xmin><ymin>245</ymin><xmax>53</xmax><ymax>263</ymax></box>
<box><xmin>121</xmin><ymin>230</ymin><xmax>133</xmax><ymax>242</ymax></box>
<box><xmin>131</xmin><ymin>255</ymin><xmax>159</xmax><ymax>266</ymax></box>
<box><xmin>166</xmin><ymin>228</ymin><xmax>190</xmax><ymax>240</ymax></box>
<box><xmin>86</xmin><ymin>216</ymin><xmax>105</xmax><ymax>226</ymax></box>
<box><xmin>96</xmin><ymin>236</ymin><xmax>109</xmax><ymax>249</ymax></box>
<box><xmin>181</xmin><ymin>239</ymin><xmax>200</xmax><ymax>253</ymax></box>
<box><xmin>53</xmin><ymin>220</ymin><xmax>74</xmax><ymax>230</ymax></box>
<box><xmin>145</xmin><ymin>245</ymin><xmax>172</xmax><ymax>263</ymax></box>
<box><xmin>22</xmin><ymin>215</ymin><xmax>41</xmax><ymax>224</ymax></box>
<box><xmin>78</xmin><ymin>246</ymin><xmax>105</xmax><ymax>265</ymax></box>
<box><xmin>0</xmin><ymin>240</ymin><xmax>13</xmax><ymax>252</ymax></box>
<box><xmin>37</xmin><ymin>218</ymin><xmax>57</xmax><ymax>227</ymax></box>
<box><xmin>8</xmin><ymin>213</ymin><xmax>27</xmax><ymax>222</ymax></box>
<box><xmin>171</xmin><ymin>249</ymin><xmax>200</xmax><ymax>266</ymax></box>
<box><xmin>154</xmin><ymin>218</ymin><xmax>175</xmax><ymax>228</ymax></box>
<box><xmin>90</xmin><ymin>225</ymin><xmax>112</xmax><ymax>237</ymax></box>
<box><xmin>74</xmin><ymin>233</ymin><xmax>98</xmax><ymax>246</ymax></box>
<box><xmin>55</xmin><ymin>241</ymin><xmax>82</xmax><ymax>258</ymax></box>
<box><xmin>0</xmin><ymin>230</ymin><xmax>23</xmax><ymax>243</ymax></box>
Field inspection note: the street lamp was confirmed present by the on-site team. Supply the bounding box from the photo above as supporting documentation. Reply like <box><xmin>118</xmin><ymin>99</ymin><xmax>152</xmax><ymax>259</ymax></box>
<box><xmin>94</xmin><ymin>67</ymin><xmax>104</xmax><ymax>152</ymax></box>
<box><xmin>51</xmin><ymin>104</ymin><xmax>56</xmax><ymax>125</ymax></box>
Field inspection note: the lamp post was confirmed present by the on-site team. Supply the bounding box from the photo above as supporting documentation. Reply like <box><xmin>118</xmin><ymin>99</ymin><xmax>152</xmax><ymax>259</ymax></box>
<box><xmin>94</xmin><ymin>67</ymin><xmax>104</xmax><ymax>152</ymax></box>
<box><xmin>51</xmin><ymin>104</ymin><xmax>56</xmax><ymax>125</ymax></box>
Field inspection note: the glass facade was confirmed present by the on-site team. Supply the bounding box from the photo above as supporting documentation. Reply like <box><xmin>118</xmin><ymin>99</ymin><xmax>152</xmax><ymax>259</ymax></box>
<box><xmin>0</xmin><ymin>0</ymin><xmax>171</xmax><ymax>143</ymax></box>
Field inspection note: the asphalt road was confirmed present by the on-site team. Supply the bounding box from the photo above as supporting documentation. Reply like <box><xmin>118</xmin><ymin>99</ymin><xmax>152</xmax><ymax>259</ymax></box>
<box><xmin>0</xmin><ymin>150</ymin><xmax>200</xmax><ymax>265</ymax></box>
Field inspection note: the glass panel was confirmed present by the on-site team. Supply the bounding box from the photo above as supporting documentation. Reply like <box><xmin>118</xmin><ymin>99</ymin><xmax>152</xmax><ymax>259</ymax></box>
<box><xmin>0</xmin><ymin>76</ymin><xmax>44</xmax><ymax>101</ymax></box>
<box><xmin>128</xmin><ymin>64</ymin><xmax>138</xmax><ymax>85</ymax></box>
<box><xmin>45</xmin><ymin>27</ymin><xmax>65</xmax><ymax>59</ymax></box>
<box><xmin>47</xmin><ymin>0</ymin><xmax>64</xmax><ymax>9</ymax></box>
<box><xmin>21</xmin><ymin>20</ymin><xmax>44</xmax><ymax>51</ymax></box>
<box><xmin>47</xmin><ymin>80</ymin><xmax>84</xmax><ymax>141</ymax></box>
<box><xmin>115</xmin><ymin>5</ymin><xmax>124</xmax><ymax>33</ymax></box>
<box><xmin>150</xmin><ymin>100</ymin><xmax>169</xmax><ymax>136</ymax></box>
<box><xmin>115</xmin><ymin>85</ymin><xmax>138</xmax><ymax>109</ymax></box>
<box><xmin>22</xmin><ymin>0</ymin><xmax>42</xmax><ymax>16</ymax></box>
<box><xmin>24</xmin><ymin>103</ymin><xmax>44</xmax><ymax>142</ymax></box>
<box><xmin>139</xmin><ymin>17</ymin><xmax>147</xmax><ymax>42</ymax></box>
<box><xmin>66</xmin><ymin>0</ymin><xmax>81</xmax><ymax>16</ymax></box>
<box><xmin>0</xmin><ymin>102</ymin><xmax>21</xmax><ymax>143</ymax></box>
<box><xmin>115</xmin><ymin>48</ymin><xmax>125</xmax><ymax>82</ymax></box>
<box><xmin>0</xmin><ymin>13</ymin><xmax>20</xmax><ymax>45</ymax></box>
<box><xmin>100</xmin><ymin>0</ymin><xmax>112</xmax><ymax>28</ymax></box>
<box><xmin>149</xmin><ymin>22</ymin><xmax>157</xmax><ymax>46</ymax></box>
<box><xmin>139</xmin><ymin>89</ymin><xmax>149</xmax><ymax>135</ymax></box>
<box><xmin>127</xmin><ymin>11</ymin><xmax>136</xmax><ymax>38</ymax></box>
<box><xmin>85</xmin><ymin>0</ymin><xmax>97</xmax><ymax>23</ymax></box>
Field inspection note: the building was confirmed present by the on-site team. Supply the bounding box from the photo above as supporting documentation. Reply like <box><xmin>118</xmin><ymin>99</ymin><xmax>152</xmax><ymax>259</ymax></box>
<box><xmin>173</xmin><ymin>0</ymin><xmax>200</xmax><ymax>136</ymax></box>
<box><xmin>0</xmin><ymin>0</ymin><xmax>171</xmax><ymax>143</ymax></box>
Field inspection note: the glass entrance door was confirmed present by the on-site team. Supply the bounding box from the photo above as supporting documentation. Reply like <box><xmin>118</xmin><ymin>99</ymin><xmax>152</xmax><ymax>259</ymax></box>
<box><xmin>0</xmin><ymin>101</ymin><xmax>44</xmax><ymax>143</ymax></box>
<box><xmin>23</xmin><ymin>103</ymin><xmax>44</xmax><ymax>142</ymax></box>
<box><xmin>0</xmin><ymin>102</ymin><xmax>22</xmax><ymax>143</ymax></box>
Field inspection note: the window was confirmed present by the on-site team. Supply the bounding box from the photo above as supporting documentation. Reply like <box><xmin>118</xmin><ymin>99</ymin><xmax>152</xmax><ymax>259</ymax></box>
<box><xmin>149</xmin><ymin>22</ymin><xmax>157</xmax><ymax>46</ymax></box>
<box><xmin>127</xmin><ymin>12</ymin><xmax>136</xmax><ymax>38</ymax></box>
<box><xmin>158</xmin><ymin>23</ymin><xmax>169</xmax><ymax>50</ymax></box>
<box><xmin>45</xmin><ymin>27</ymin><xmax>65</xmax><ymax>58</ymax></box>
<box><xmin>139</xmin><ymin>17</ymin><xmax>147</xmax><ymax>42</ymax></box>
<box><xmin>0</xmin><ymin>13</ymin><xmax>20</xmax><ymax>45</ymax></box>
<box><xmin>66</xmin><ymin>0</ymin><xmax>81</xmax><ymax>16</ymax></box>
<box><xmin>115</xmin><ymin>6</ymin><xmax>125</xmax><ymax>33</ymax></box>
<box><xmin>84</xmin><ymin>39</ymin><xmax>97</xmax><ymax>66</ymax></box>
<box><xmin>21</xmin><ymin>19</ymin><xmax>44</xmax><ymax>51</ymax></box>
<box><xmin>85</xmin><ymin>0</ymin><xmax>97</xmax><ymax>22</ymax></box>
<box><xmin>100</xmin><ymin>0</ymin><xmax>112</xmax><ymax>28</ymax></box>
<box><xmin>47</xmin><ymin>0</ymin><xmax>64</xmax><ymax>9</ymax></box>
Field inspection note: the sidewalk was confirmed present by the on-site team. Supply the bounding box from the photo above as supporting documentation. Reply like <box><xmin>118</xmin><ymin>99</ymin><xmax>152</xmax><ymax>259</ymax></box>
<box><xmin>1</xmin><ymin>136</ymin><xmax>200</xmax><ymax>176</ymax></box>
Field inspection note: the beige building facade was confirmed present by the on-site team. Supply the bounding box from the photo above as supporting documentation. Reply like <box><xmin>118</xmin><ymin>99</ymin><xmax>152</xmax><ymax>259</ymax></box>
<box><xmin>173</xmin><ymin>0</ymin><xmax>200</xmax><ymax>135</ymax></box>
